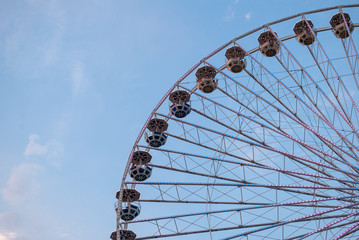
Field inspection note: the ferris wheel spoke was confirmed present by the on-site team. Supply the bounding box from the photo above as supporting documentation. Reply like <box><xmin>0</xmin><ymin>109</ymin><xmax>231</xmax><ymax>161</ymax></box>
<box><xmin>146</xmin><ymin>147</ymin><xmax>353</xmax><ymax>199</ymax></box>
<box><xmin>297</xmin><ymin>210</ymin><xmax>359</xmax><ymax>239</ymax></box>
<box><xmin>269</xmin><ymin>52</ymin><xmax>359</xmax><ymax>171</ymax></box>
<box><xmin>202</xmin><ymin>62</ymin><xmax>359</xmax><ymax>167</ymax></box>
<box><xmin>306</xmin><ymin>38</ymin><xmax>359</xmax><ymax>132</ymax></box>
<box><xmin>164</xmin><ymin>130</ymin><xmax>256</xmax><ymax>164</ymax></box>
<box><xmin>239</xmin><ymin>53</ymin><xmax>358</xmax><ymax>161</ymax></box>
<box><xmin>162</xmin><ymin>107</ymin><xmax>328</xmax><ymax>170</ymax></box>
<box><xmin>157</xmin><ymin>131</ymin><xmax>310</xmax><ymax>196</ymax></box>
<box><xmin>125</xmin><ymin>194</ymin><xmax>358</xmax><ymax>224</ymax></box>
<box><xmin>339</xmin><ymin>12</ymin><xmax>359</xmax><ymax>91</ymax></box>
<box><xmin>146</xmin><ymin>162</ymin><xmax>330</xmax><ymax>199</ymax></box>
<box><xmin>238</xmin><ymin>41</ymin><xmax>359</xmax><ymax>157</ymax></box>
<box><xmin>163</xmin><ymin>134</ymin><xmax>358</xmax><ymax>194</ymax></box>
<box><xmin>129</xmin><ymin>181</ymin><xmax>358</xmax><ymax>191</ymax></box>
<box><xmin>132</xmin><ymin>214</ymin><xmax>355</xmax><ymax>240</ymax></box>
<box><xmin>179</xmin><ymin>85</ymin><xmax>359</xmax><ymax>180</ymax></box>
<box><xmin>181</xmin><ymin>82</ymin><xmax>350</xmax><ymax>164</ymax></box>
<box><xmin>268</xmin><ymin>24</ymin><xmax>359</xmax><ymax>147</ymax></box>
<box><xmin>162</xmin><ymin>115</ymin><xmax>359</xmax><ymax>185</ymax></box>
<box><xmin>210</xmin><ymin>86</ymin><xmax>359</xmax><ymax>178</ymax></box>
<box><xmin>334</xmin><ymin>220</ymin><xmax>359</xmax><ymax>240</ymax></box>
<box><xmin>147</xmin><ymin>163</ymin><xmax>247</xmax><ymax>184</ymax></box>
<box><xmin>133</xmin><ymin>223</ymin><xmax>275</xmax><ymax>240</ymax></box>
<box><xmin>221</xmin><ymin>202</ymin><xmax>359</xmax><ymax>240</ymax></box>
<box><xmin>115</xmin><ymin>6</ymin><xmax>359</xmax><ymax>240</ymax></box>
<box><xmin>274</xmin><ymin>46</ymin><xmax>359</xmax><ymax>150</ymax></box>
<box><xmin>135</xmin><ymin>143</ymin><xmax>350</xmax><ymax>202</ymax></box>
<box><xmin>240</xmin><ymin>68</ymin><xmax>359</xmax><ymax>178</ymax></box>
<box><xmin>138</xmin><ymin>145</ymin><xmax>358</xmax><ymax>185</ymax></box>
<box><xmin>299</xmin><ymin>19</ymin><xmax>359</xmax><ymax>138</ymax></box>
<box><xmin>180</xmin><ymin>85</ymin><xmax>282</xmax><ymax>144</ymax></box>
<box><xmin>341</xmin><ymin>37</ymin><xmax>359</xmax><ymax>90</ymax></box>
<box><xmin>136</xmin><ymin>199</ymin><xmax>341</xmax><ymax>208</ymax></box>
<box><xmin>285</xmin><ymin>219</ymin><xmax>359</xmax><ymax>240</ymax></box>
<box><xmin>339</xmin><ymin>8</ymin><xmax>359</xmax><ymax>89</ymax></box>
<box><xmin>132</xmin><ymin>209</ymin><xmax>357</xmax><ymax>240</ymax></box>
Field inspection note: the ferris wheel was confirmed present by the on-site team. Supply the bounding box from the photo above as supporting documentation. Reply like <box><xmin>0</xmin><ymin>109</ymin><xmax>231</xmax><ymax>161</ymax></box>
<box><xmin>112</xmin><ymin>5</ymin><xmax>359</xmax><ymax>240</ymax></box>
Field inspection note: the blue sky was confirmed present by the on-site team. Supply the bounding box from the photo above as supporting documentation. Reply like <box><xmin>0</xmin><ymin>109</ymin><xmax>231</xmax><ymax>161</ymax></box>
<box><xmin>0</xmin><ymin>0</ymin><xmax>356</xmax><ymax>239</ymax></box>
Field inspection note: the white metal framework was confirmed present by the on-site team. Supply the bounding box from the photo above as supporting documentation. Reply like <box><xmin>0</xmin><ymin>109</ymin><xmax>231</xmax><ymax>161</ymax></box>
<box><xmin>114</xmin><ymin>5</ymin><xmax>359</xmax><ymax>240</ymax></box>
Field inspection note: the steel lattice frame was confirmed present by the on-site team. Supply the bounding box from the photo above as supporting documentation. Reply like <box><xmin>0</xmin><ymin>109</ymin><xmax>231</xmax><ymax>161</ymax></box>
<box><xmin>114</xmin><ymin>5</ymin><xmax>359</xmax><ymax>240</ymax></box>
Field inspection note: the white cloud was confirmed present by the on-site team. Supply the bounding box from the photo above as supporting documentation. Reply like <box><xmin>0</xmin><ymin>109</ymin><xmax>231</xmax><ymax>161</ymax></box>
<box><xmin>223</xmin><ymin>0</ymin><xmax>240</xmax><ymax>22</ymax></box>
<box><xmin>41</xmin><ymin>14</ymin><xmax>66</xmax><ymax>65</ymax></box>
<box><xmin>223</xmin><ymin>10</ymin><xmax>235</xmax><ymax>22</ymax></box>
<box><xmin>24</xmin><ymin>134</ymin><xmax>64</xmax><ymax>159</ymax></box>
<box><xmin>4</xmin><ymin>0</ymin><xmax>66</xmax><ymax>70</ymax></box>
<box><xmin>0</xmin><ymin>232</ymin><xmax>16</xmax><ymax>240</ymax></box>
<box><xmin>25</xmin><ymin>0</ymin><xmax>67</xmax><ymax>65</ymax></box>
<box><xmin>68</xmin><ymin>49</ymin><xmax>89</xmax><ymax>98</ymax></box>
<box><xmin>24</xmin><ymin>134</ymin><xmax>48</xmax><ymax>156</ymax></box>
<box><xmin>71</xmin><ymin>59</ymin><xmax>85</xmax><ymax>96</ymax></box>
<box><xmin>245</xmin><ymin>12</ymin><xmax>252</xmax><ymax>21</ymax></box>
<box><xmin>1</xmin><ymin>163</ymin><xmax>42</xmax><ymax>205</ymax></box>
<box><xmin>223</xmin><ymin>5</ymin><xmax>235</xmax><ymax>22</ymax></box>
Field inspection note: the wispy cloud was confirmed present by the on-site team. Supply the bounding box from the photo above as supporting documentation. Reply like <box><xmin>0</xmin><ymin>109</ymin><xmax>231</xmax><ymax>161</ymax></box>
<box><xmin>54</xmin><ymin>110</ymin><xmax>72</xmax><ymax>139</ymax></box>
<box><xmin>71</xmin><ymin>59</ymin><xmax>85</xmax><ymax>96</ymax></box>
<box><xmin>41</xmin><ymin>17</ymin><xmax>66</xmax><ymax>65</ymax></box>
<box><xmin>67</xmin><ymin>49</ymin><xmax>88</xmax><ymax>98</ymax></box>
<box><xmin>223</xmin><ymin>8</ymin><xmax>235</xmax><ymax>22</ymax></box>
<box><xmin>245</xmin><ymin>12</ymin><xmax>252</xmax><ymax>21</ymax></box>
<box><xmin>26</xmin><ymin>0</ymin><xmax>67</xmax><ymax>65</ymax></box>
<box><xmin>24</xmin><ymin>134</ymin><xmax>63</xmax><ymax>159</ymax></box>
<box><xmin>1</xmin><ymin>163</ymin><xmax>42</xmax><ymax>205</ymax></box>
<box><xmin>24</xmin><ymin>134</ymin><xmax>47</xmax><ymax>156</ymax></box>
<box><xmin>0</xmin><ymin>232</ymin><xmax>16</xmax><ymax>240</ymax></box>
<box><xmin>223</xmin><ymin>0</ymin><xmax>240</xmax><ymax>22</ymax></box>
<box><xmin>3</xmin><ymin>0</ymin><xmax>67</xmax><ymax>71</ymax></box>
<box><xmin>0</xmin><ymin>212</ymin><xmax>20</xmax><ymax>240</ymax></box>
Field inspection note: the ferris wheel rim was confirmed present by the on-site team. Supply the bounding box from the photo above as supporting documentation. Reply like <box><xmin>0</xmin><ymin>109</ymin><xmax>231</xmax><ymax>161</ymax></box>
<box><xmin>115</xmin><ymin>4</ymin><xmax>359</xmax><ymax>240</ymax></box>
<box><xmin>119</xmin><ymin>3</ymin><xmax>359</xmax><ymax>193</ymax></box>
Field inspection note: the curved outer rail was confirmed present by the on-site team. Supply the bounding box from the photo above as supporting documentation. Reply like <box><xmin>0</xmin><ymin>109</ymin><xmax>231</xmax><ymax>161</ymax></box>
<box><xmin>115</xmin><ymin>4</ymin><xmax>359</xmax><ymax>240</ymax></box>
